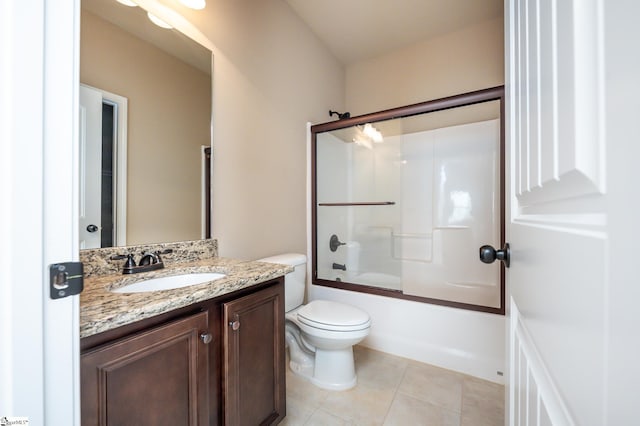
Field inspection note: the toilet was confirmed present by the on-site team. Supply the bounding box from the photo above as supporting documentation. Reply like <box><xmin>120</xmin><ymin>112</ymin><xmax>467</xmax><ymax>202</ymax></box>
<box><xmin>258</xmin><ymin>253</ymin><xmax>371</xmax><ymax>391</ymax></box>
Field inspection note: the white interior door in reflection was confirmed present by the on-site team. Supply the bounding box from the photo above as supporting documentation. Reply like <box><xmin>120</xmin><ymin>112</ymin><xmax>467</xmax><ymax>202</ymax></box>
<box><xmin>79</xmin><ymin>85</ymin><xmax>102</xmax><ymax>249</ymax></box>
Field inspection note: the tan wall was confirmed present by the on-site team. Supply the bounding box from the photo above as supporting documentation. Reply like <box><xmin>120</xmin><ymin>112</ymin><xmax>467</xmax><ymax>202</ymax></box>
<box><xmin>181</xmin><ymin>0</ymin><xmax>345</xmax><ymax>259</ymax></box>
<box><xmin>345</xmin><ymin>17</ymin><xmax>504</xmax><ymax>115</ymax></box>
<box><xmin>80</xmin><ymin>10</ymin><xmax>211</xmax><ymax>245</ymax></box>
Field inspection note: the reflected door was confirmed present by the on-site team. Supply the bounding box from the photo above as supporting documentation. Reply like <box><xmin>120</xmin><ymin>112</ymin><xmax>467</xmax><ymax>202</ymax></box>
<box><xmin>79</xmin><ymin>85</ymin><xmax>103</xmax><ymax>249</ymax></box>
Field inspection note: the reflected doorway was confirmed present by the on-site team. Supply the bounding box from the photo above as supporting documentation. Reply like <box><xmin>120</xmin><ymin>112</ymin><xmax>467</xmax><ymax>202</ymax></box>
<box><xmin>79</xmin><ymin>84</ymin><xmax>127</xmax><ymax>249</ymax></box>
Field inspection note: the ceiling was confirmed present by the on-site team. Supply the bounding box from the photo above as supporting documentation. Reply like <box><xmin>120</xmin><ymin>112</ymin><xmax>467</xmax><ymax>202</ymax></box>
<box><xmin>284</xmin><ymin>0</ymin><xmax>503</xmax><ymax>65</ymax></box>
<box><xmin>82</xmin><ymin>0</ymin><xmax>211</xmax><ymax>74</ymax></box>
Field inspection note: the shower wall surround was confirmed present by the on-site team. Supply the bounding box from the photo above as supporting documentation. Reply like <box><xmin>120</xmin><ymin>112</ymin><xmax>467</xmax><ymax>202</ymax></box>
<box><xmin>312</xmin><ymin>87</ymin><xmax>505</xmax><ymax>314</ymax></box>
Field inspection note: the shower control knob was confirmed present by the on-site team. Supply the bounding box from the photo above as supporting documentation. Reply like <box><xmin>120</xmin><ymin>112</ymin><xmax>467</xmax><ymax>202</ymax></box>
<box><xmin>330</xmin><ymin>234</ymin><xmax>346</xmax><ymax>252</ymax></box>
<box><xmin>479</xmin><ymin>243</ymin><xmax>510</xmax><ymax>268</ymax></box>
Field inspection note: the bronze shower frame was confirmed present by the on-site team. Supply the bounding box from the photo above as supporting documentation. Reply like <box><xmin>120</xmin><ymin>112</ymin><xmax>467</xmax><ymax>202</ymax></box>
<box><xmin>311</xmin><ymin>86</ymin><xmax>506</xmax><ymax>315</ymax></box>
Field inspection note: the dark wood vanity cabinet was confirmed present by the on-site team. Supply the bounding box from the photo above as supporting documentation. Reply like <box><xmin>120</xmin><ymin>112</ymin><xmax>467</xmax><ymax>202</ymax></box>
<box><xmin>81</xmin><ymin>278</ymin><xmax>285</xmax><ymax>425</ymax></box>
<box><xmin>81</xmin><ymin>310</ymin><xmax>210</xmax><ymax>425</ymax></box>
<box><xmin>223</xmin><ymin>282</ymin><xmax>286</xmax><ymax>425</ymax></box>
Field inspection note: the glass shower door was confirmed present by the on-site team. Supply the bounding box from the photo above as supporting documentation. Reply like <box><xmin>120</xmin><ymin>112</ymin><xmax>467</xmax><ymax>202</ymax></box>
<box><xmin>316</xmin><ymin>124</ymin><xmax>403</xmax><ymax>289</ymax></box>
<box><xmin>313</xmin><ymin>88</ymin><xmax>504</xmax><ymax>313</ymax></box>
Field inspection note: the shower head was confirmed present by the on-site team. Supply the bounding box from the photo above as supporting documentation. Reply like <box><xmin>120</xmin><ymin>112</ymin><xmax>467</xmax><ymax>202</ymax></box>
<box><xmin>329</xmin><ymin>110</ymin><xmax>351</xmax><ymax>120</ymax></box>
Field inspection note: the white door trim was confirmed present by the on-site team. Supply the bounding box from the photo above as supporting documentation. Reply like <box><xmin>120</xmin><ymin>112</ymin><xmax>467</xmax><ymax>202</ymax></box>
<box><xmin>0</xmin><ymin>0</ymin><xmax>80</xmax><ymax>424</ymax></box>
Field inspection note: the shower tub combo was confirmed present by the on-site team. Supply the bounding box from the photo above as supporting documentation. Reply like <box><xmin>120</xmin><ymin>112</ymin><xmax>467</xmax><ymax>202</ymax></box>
<box><xmin>312</xmin><ymin>87</ymin><xmax>505</xmax><ymax>314</ymax></box>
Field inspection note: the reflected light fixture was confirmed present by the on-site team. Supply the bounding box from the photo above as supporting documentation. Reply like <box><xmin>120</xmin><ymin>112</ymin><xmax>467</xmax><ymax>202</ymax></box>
<box><xmin>352</xmin><ymin>137</ymin><xmax>373</xmax><ymax>150</ymax></box>
<box><xmin>147</xmin><ymin>12</ymin><xmax>173</xmax><ymax>29</ymax></box>
<box><xmin>116</xmin><ymin>0</ymin><xmax>137</xmax><ymax>6</ymax></box>
<box><xmin>362</xmin><ymin>123</ymin><xmax>384</xmax><ymax>143</ymax></box>
<box><xmin>178</xmin><ymin>0</ymin><xmax>206</xmax><ymax>10</ymax></box>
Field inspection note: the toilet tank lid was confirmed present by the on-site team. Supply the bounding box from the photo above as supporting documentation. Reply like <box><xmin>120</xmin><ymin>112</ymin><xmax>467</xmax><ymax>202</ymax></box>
<box><xmin>258</xmin><ymin>253</ymin><xmax>307</xmax><ymax>267</ymax></box>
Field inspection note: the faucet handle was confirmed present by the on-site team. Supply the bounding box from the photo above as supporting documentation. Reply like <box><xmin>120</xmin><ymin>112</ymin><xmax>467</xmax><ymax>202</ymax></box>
<box><xmin>154</xmin><ymin>248</ymin><xmax>173</xmax><ymax>263</ymax></box>
<box><xmin>110</xmin><ymin>253</ymin><xmax>136</xmax><ymax>268</ymax></box>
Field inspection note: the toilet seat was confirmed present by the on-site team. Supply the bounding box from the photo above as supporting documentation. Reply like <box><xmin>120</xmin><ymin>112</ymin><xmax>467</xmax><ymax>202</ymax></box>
<box><xmin>297</xmin><ymin>300</ymin><xmax>371</xmax><ymax>332</ymax></box>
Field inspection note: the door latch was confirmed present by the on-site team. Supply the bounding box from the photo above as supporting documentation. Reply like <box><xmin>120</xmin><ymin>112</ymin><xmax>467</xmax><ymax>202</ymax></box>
<box><xmin>49</xmin><ymin>262</ymin><xmax>84</xmax><ymax>299</ymax></box>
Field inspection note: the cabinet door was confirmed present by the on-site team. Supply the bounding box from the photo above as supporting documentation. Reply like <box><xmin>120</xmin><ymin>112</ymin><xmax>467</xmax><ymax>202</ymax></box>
<box><xmin>81</xmin><ymin>311</ymin><xmax>210</xmax><ymax>425</ymax></box>
<box><xmin>223</xmin><ymin>283</ymin><xmax>285</xmax><ymax>425</ymax></box>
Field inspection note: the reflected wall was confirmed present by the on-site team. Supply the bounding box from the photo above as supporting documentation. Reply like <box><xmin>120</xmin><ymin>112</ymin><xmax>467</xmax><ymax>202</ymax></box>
<box><xmin>80</xmin><ymin>8</ymin><xmax>211</xmax><ymax>245</ymax></box>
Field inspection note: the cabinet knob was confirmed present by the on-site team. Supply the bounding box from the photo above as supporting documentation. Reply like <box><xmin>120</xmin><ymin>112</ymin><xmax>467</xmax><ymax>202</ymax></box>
<box><xmin>200</xmin><ymin>332</ymin><xmax>213</xmax><ymax>344</ymax></box>
<box><xmin>229</xmin><ymin>320</ymin><xmax>240</xmax><ymax>331</ymax></box>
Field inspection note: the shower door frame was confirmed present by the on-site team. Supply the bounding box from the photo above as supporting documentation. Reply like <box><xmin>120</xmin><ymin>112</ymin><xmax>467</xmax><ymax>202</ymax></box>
<box><xmin>311</xmin><ymin>85</ymin><xmax>506</xmax><ymax>315</ymax></box>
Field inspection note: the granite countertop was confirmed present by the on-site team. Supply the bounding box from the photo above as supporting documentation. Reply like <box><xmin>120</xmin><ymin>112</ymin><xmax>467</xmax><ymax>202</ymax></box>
<box><xmin>80</xmin><ymin>257</ymin><xmax>292</xmax><ymax>338</ymax></box>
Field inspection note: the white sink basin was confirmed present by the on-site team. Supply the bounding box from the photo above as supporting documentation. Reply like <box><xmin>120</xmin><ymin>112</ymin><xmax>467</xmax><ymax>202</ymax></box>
<box><xmin>111</xmin><ymin>272</ymin><xmax>226</xmax><ymax>293</ymax></box>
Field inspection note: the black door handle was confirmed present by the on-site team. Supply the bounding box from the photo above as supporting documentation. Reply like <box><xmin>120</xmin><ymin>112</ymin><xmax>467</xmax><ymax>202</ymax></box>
<box><xmin>86</xmin><ymin>224</ymin><xmax>99</xmax><ymax>233</ymax></box>
<box><xmin>479</xmin><ymin>243</ymin><xmax>510</xmax><ymax>268</ymax></box>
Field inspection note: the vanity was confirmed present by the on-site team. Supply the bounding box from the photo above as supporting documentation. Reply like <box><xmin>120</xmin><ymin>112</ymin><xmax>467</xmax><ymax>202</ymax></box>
<box><xmin>79</xmin><ymin>240</ymin><xmax>290</xmax><ymax>425</ymax></box>
<box><xmin>77</xmin><ymin>2</ymin><xmax>289</xmax><ymax>423</ymax></box>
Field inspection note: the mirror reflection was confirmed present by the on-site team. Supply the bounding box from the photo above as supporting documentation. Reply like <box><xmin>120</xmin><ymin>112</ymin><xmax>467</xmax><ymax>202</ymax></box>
<box><xmin>80</xmin><ymin>0</ymin><xmax>212</xmax><ymax>248</ymax></box>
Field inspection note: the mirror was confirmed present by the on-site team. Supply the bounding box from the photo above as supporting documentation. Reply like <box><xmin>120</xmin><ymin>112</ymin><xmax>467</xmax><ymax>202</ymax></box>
<box><xmin>80</xmin><ymin>0</ymin><xmax>212</xmax><ymax>248</ymax></box>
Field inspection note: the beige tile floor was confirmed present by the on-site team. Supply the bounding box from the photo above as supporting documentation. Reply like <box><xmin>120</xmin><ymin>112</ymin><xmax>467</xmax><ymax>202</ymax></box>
<box><xmin>281</xmin><ymin>346</ymin><xmax>504</xmax><ymax>426</ymax></box>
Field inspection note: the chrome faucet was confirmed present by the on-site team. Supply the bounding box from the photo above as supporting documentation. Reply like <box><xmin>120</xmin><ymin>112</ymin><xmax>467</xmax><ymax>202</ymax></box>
<box><xmin>110</xmin><ymin>249</ymin><xmax>173</xmax><ymax>274</ymax></box>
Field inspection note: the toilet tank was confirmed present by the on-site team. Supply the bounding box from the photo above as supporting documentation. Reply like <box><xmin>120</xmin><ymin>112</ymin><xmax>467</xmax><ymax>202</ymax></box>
<box><xmin>258</xmin><ymin>253</ymin><xmax>307</xmax><ymax>312</ymax></box>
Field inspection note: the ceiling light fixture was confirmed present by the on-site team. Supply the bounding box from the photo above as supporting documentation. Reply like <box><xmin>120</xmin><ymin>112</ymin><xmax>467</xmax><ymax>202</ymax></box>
<box><xmin>147</xmin><ymin>12</ymin><xmax>173</xmax><ymax>29</ymax></box>
<box><xmin>115</xmin><ymin>0</ymin><xmax>138</xmax><ymax>6</ymax></box>
<box><xmin>178</xmin><ymin>0</ymin><xmax>206</xmax><ymax>10</ymax></box>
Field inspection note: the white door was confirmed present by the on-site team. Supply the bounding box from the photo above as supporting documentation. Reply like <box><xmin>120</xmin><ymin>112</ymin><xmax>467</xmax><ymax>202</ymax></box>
<box><xmin>506</xmin><ymin>1</ymin><xmax>639</xmax><ymax>425</ymax></box>
<box><xmin>0</xmin><ymin>0</ymin><xmax>80</xmax><ymax>424</ymax></box>
<box><xmin>79</xmin><ymin>85</ymin><xmax>103</xmax><ymax>249</ymax></box>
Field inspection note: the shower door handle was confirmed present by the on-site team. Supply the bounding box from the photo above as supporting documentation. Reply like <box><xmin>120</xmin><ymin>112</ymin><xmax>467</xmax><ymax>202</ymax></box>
<box><xmin>479</xmin><ymin>243</ymin><xmax>510</xmax><ymax>268</ymax></box>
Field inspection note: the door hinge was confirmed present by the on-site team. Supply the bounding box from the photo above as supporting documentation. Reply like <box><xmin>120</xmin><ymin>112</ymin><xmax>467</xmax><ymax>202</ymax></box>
<box><xmin>49</xmin><ymin>262</ymin><xmax>84</xmax><ymax>299</ymax></box>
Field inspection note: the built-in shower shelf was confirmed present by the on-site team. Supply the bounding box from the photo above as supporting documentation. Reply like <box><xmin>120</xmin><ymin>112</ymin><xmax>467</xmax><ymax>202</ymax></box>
<box><xmin>318</xmin><ymin>201</ymin><xmax>396</xmax><ymax>206</ymax></box>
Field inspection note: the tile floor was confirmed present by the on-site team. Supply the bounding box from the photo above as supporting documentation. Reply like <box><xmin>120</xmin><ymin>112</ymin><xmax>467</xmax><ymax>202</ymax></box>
<box><xmin>281</xmin><ymin>346</ymin><xmax>504</xmax><ymax>426</ymax></box>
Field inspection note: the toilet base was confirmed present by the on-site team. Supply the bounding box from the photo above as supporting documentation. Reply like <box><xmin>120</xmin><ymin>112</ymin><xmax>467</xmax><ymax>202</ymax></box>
<box><xmin>287</xmin><ymin>344</ymin><xmax>357</xmax><ymax>391</ymax></box>
<box><xmin>311</xmin><ymin>346</ymin><xmax>357</xmax><ymax>390</ymax></box>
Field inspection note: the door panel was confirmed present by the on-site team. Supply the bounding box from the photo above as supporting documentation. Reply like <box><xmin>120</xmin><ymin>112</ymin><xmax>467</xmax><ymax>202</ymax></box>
<box><xmin>507</xmin><ymin>0</ymin><xmax>606</xmax><ymax>424</ymax></box>
<box><xmin>79</xmin><ymin>85</ymin><xmax>103</xmax><ymax>249</ymax></box>
<box><xmin>223</xmin><ymin>284</ymin><xmax>285</xmax><ymax>425</ymax></box>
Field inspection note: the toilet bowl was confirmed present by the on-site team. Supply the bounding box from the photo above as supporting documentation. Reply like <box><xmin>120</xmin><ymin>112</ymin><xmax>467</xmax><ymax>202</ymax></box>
<box><xmin>258</xmin><ymin>253</ymin><xmax>371</xmax><ymax>390</ymax></box>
